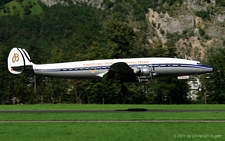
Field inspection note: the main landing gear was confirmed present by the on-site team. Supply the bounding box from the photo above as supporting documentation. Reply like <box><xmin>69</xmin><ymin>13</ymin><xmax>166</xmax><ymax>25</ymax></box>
<box><xmin>120</xmin><ymin>83</ymin><xmax>127</xmax><ymax>94</ymax></box>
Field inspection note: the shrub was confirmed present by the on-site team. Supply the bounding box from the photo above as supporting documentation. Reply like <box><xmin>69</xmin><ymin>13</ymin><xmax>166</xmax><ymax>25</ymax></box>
<box><xmin>196</xmin><ymin>11</ymin><xmax>210</xmax><ymax>21</ymax></box>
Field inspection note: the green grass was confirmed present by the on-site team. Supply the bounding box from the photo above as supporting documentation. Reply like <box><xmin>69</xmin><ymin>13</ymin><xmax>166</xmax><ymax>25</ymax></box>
<box><xmin>1</xmin><ymin>104</ymin><xmax>225</xmax><ymax>120</ymax></box>
<box><xmin>0</xmin><ymin>104</ymin><xmax>225</xmax><ymax>141</ymax></box>
<box><xmin>0</xmin><ymin>122</ymin><xmax>224</xmax><ymax>141</ymax></box>
<box><xmin>22</xmin><ymin>0</ymin><xmax>43</xmax><ymax>15</ymax></box>
<box><xmin>0</xmin><ymin>0</ymin><xmax>43</xmax><ymax>17</ymax></box>
<box><xmin>0</xmin><ymin>112</ymin><xmax>225</xmax><ymax>121</ymax></box>
<box><xmin>1</xmin><ymin>104</ymin><xmax>225</xmax><ymax>110</ymax></box>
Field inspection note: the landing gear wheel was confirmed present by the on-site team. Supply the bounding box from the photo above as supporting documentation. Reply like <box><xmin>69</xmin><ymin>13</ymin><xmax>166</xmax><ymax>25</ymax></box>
<box><xmin>120</xmin><ymin>85</ymin><xmax>127</xmax><ymax>94</ymax></box>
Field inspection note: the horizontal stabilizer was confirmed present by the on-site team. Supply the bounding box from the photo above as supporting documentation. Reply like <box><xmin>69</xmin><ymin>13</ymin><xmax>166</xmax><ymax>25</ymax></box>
<box><xmin>97</xmin><ymin>72</ymin><xmax>107</xmax><ymax>78</ymax></box>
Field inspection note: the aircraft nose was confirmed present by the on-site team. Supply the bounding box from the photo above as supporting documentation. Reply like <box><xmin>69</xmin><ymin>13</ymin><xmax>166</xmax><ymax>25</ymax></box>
<box><xmin>210</xmin><ymin>66</ymin><xmax>214</xmax><ymax>72</ymax></box>
<box><xmin>201</xmin><ymin>65</ymin><xmax>214</xmax><ymax>73</ymax></box>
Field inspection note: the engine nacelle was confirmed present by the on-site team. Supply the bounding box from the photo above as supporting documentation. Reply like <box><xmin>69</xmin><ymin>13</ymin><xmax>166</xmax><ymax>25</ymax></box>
<box><xmin>133</xmin><ymin>66</ymin><xmax>151</xmax><ymax>76</ymax></box>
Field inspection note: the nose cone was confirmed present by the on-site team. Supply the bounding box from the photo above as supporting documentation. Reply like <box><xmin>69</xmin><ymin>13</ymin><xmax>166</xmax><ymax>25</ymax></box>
<box><xmin>209</xmin><ymin>66</ymin><xmax>214</xmax><ymax>72</ymax></box>
<box><xmin>200</xmin><ymin>65</ymin><xmax>214</xmax><ymax>74</ymax></box>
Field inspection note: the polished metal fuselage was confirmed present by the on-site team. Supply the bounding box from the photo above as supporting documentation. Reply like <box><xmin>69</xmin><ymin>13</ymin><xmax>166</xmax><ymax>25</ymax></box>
<box><xmin>29</xmin><ymin>57</ymin><xmax>213</xmax><ymax>80</ymax></box>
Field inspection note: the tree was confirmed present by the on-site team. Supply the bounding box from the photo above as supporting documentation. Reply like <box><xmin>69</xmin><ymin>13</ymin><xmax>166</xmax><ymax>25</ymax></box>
<box><xmin>84</xmin><ymin>41</ymin><xmax>108</xmax><ymax>60</ymax></box>
<box><xmin>102</xmin><ymin>21</ymin><xmax>136</xmax><ymax>58</ymax></box>
<box><xmin>196</xmin><ymin>11</ymin><xmax>210</xmax><ymax>21</ymax></box>
<box><xmin>28</xmin><ymin>38</ymin><xmax>45</xmax><ymax>103</ymax></box>
<box><xmin>144</xmin><ymin>42</ymin><xmax>190</xmax><ymax>104</ymax></box>
<box><xmin>47</xmin><ymin>46</ymin><xmax>68</xmax><ymax>103</ymax></box>
<box><xmin>204</xmin><ymin>48</ymin><xmax>225</xmax><ymax>104</ymax></box>
<box><xmin>0</xmin><ymin>1</ymin><xmax>200</xmax><ymax>104</ymax></box>
<box><xmin>0</xmin><ymin>45</ymin><xmax>12</xmax><ymax>104</ymax></box>
<box><xmin>216</xmin><ymin>0</ymin><xmax>225</xmax><ymax>6</ymax></box>
<box><xmin>0</xmin><ymin>0</ymin><xmax>11</xmax><ymax>6</ymax></box>
<box><xmin>24</xmin><ymin>5</ymin><xmax>31</xmax><ymax>15</ymax></box>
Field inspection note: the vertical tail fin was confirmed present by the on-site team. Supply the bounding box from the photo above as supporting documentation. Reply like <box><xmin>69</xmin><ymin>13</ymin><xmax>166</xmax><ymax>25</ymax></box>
<box><xmin>8</xmin><ymin>48</ymin><xmax>33</xmax><ymax>74</ymax></box>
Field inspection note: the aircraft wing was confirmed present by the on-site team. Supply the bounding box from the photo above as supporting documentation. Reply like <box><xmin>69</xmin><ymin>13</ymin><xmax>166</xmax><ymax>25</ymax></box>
<box><xmin>103</xmin><ymin>62</ymin><xmax>136</xmax><ymax>82</ymax></box>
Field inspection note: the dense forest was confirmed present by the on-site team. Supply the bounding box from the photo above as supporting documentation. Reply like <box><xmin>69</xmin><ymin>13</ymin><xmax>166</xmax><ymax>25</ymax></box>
<box><xmin>0</xmin><ymin>0</ymin><xmax>225</xmax><ymax>104</ymax></box>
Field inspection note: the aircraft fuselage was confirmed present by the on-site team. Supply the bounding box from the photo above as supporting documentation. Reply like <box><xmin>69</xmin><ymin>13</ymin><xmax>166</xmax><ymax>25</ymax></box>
<box><xmin>28</xmin><ymin>57</ymin><xmax>213</xmax><ymax>80</ymax></box>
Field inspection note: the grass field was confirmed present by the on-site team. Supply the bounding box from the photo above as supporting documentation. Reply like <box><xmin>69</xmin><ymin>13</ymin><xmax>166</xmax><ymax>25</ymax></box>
<box><xmin>0</xmin><ymin>104</ymin><xmax>225</xmax><ymax>141</ymax></box>
<box><xmin>0</xmin><ymin>122</ymin><xmax>224</xmax><ymax>141</ymax></box>
<box><xmin>0</xmin><ymin>0</ymin><xmax>43</xmax><ymax>17</ymax></box>
<box><xmin>1</xmin><ymin>112</ymin><xmax>225</xmax><ymax>121</ymax></box>
<box><xmin>1</xmin><ymin>104</ymin><xmax>225</xmax><ymax>110</ymax></box>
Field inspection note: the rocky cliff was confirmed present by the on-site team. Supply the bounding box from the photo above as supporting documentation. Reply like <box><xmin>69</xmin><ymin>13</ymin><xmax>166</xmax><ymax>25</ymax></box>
<box><xmin>146</xmin><ymin>0</ymin><xmax>225</xmax><ymax>60</ymax></box>
<box><xmin>40</xmin><ymin>0</ymin><xmax>225</xmax><ymax>60</ymax></box>
<box><xmin>40</xmin><ymin>0</ymin><xmax>103</xmax><ymax>8</ymax></box>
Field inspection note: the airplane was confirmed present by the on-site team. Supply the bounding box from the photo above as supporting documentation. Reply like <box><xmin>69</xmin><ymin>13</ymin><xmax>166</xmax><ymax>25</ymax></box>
<box><xmin>8</xmin><ymin>48</ymin><xmax>213</xmax><ymax>94</ymax></box>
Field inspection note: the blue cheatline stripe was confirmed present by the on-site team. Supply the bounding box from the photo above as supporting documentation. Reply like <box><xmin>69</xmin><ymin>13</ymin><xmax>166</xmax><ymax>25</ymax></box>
<box><xmin>34</xmin><ymin>63</ymin><xmax>213</xmax><ymax>72</ymax></box>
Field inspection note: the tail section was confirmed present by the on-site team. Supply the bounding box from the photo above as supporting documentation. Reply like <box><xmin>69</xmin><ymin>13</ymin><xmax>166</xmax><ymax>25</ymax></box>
<box><xmin>8</xmin><ymin>48</ymin><xmax>34</xmax><ymax>74</ymax></box>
